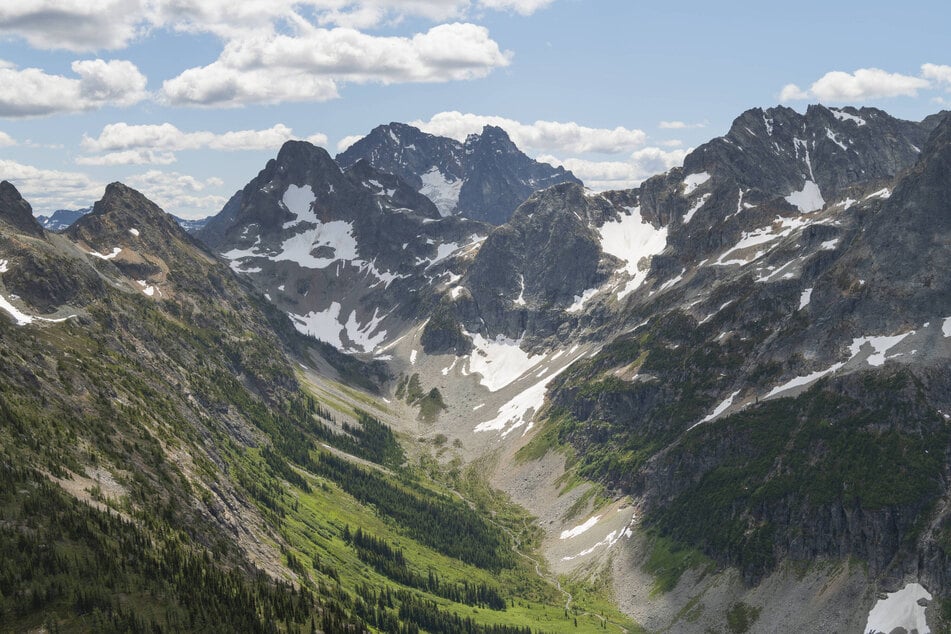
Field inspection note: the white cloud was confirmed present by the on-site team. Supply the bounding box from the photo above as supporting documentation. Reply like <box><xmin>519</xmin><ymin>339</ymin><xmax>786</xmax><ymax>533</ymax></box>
<box><xmin>0</xmin><ymin>131</ymin><xmax>15</xmax><ymax>146</ymax></box>
<box><xmin>0</xmin><ymin>58</ymin><xmax>147</xmax><ymax>117</ymax></box>
<box><xmin>0</xmin><ymin>0</ymin><xmax>143</xmax><ymax>52</ymax></box>
<box><xmin>658</xmin><ymin>120</ymin><xmax>706</xmax><ymax>129</ymax></box>
<box><xmin>337</xmin><ymin>134</ymin><xmax>364</xmax><ymax>152</ymax></box>
<box><xmin>161</xmin><ymin>23</ymin><xmax>510</xmax><ymax>106</ymax></box>
<box><xmin>539</xmin><ymin>146</ymin><xmax>688</xmax><ymax>191</ymax></box>
<box><xmin>780</xmin><ymin>67</ymin><xmax>930</xmax><ymax>102</ymax></box>
<box><xmin>410</xmin><ymin>111</ymin><xmax>646</xmax><ymax>154</ymax></box>
<box><xmin>82</xmin><ymin>122</ymin><xmax>300</xmax><ymax>151</ymax></box>
<box><xmin>477</xmin><ymin>0</ymin><xmax>556</xmax><ymax>15</ymax></box>
<box><xmin>0</xmin><ymin>0</ymin><xmax>549</xmax><ymax>53</ymax></box>
<box><xmin>922</xmin><ymin>63</ymin><xmax>951</xmax><ymax>88</ymax></box>
<box><xmin>76</xmin><ymin>150</ymin><xmax>178</xmax><ymax>166</ymax></box>
<box><xmin>124</xmin><ymin>170</ymin><xmax>227</xmax><ymax>217</ymax></box>
<box><xmin>0</xmin><ymin>159</ymin><xmax>103</xmax><ymax>212</ymax></box>
<box><xmin>149</xmin><ymin>1</ymin><xmax>475</xmax><ymax>36</ymax></box>
<box><xmin>778</xmin><ymin>83</ymin><xmax>810</xmax><ymax>101</ymax></box>
<box><xmin>78</xmin><ymin>122</ymin><xmax>326</xmax><ymax>165</ymax></box>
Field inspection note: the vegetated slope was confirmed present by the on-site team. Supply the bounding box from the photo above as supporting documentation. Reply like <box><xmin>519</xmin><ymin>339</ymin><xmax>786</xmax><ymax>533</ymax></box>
<box><xmin>336</xmin><ymin>122</ymin><xmax>581</xmax><ymax>224</ymax></box>
<box><xmin>0</xmin><ymin>181</ymin><xmax>625</xmax><ymax>632</ymax></box>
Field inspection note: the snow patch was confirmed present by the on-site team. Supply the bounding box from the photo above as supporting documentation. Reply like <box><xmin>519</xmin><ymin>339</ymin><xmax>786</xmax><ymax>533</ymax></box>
<box><xmin>514</xmin><ymin>274</ymin><xmax>526</xmax><ymax>306</ymax></box>
<box><xmin>292</xmin><ymin>302</ymin><xmax>344</xmax><ymax>348</ymax></box>
<box><xmin>864</xmin><ymin>582</ymin><xmax>931</xmax><ymax>634</ymax></box>
<box><xmin>419</xmin><ymin>167</ymin><xmax>462</xmax><ymax>216</ymax></box>
<box><xmin>410</xmin><ymin>349</ymin><xmax>418</xmax><ymax>365</ymax></box>
<box><xmin>89</xmin><ymin>247</ymin><xmax>121</xmax><ymax>260</ymax></box>
<box><xmin>466</xmin><ymin>333</ymin><xmax>542</xmax><ymax>392</ymax></box>
<box><xmin>128</xmin><ymin>228</ymin><xmax>140</xmax><ymax>237</ymax></box>
<box><xmin>785</xmin><ymin>180</ymin><xmax>825</xmax><ymax>213</ymax></box>
<box><xmin>766</xmin><ymin>362</ymin><xmax>846</xmax><ymax>398</ymax></box>
<box><xmin>831</xmin><ymin>108</ymin><xmax>867</xmax><ymax>126</ymax></box>
<box><xmin>136</xmin><ymin>280</ymin><xmax>156</xmax><ymax>296</ymax></box>
<box><xmin>657</xmin><ymin>269</ymin><xmax>685</xmax><ymax>293</ymax></box>
<box><xmin>277</xmin><ymin>220</ymin><xmax>359</xmax><ymax>269</ymax></box>
<box><xmin>689</xmin><ymin>390</ymin><xmax>741</xmax><ymax>430</ymax></box>
<box><xmin>943</xmin><ymin>317</ymin><xmax>951</xmax><ymax>338</ymax></box>
<box><xmin>683</xmin><ymin>171</ymin><xmax>711</xmax><ymax>195</ymax></box>
<box><xmin>767</xmin><ymin>329</ymin><xmax>916</xmax><ymax>398</ymax></box>
<box><xmin>825</xmin><ymin>128</ymin><xmax>848</xmax><ymax>151</ymax></box>
<box><xmin>0</xmin><ymin>259</ymin><xmax>7</xmax><ymax>273</ymax></box>
<box><xmin>344</xmin><ymin>308</ymin><xmax>388</xmax><ymax>352</ymax></box>
<box><xmin>0</xmin><ymin>293</ymin><xmax>76</xmax><ymax>326</ymax></box>
<box><xmin>714</xmin><ymin>216</ymin><xmax>810</xmax><ymax>267</ymax></box>
<box><xmin>682</xmin><ymin>193</ymin><xmax>710</xmax><ymax>224</ymax></box>
<box><xmin>799</xmin><ymin>288</ymin><xmax>813</xmax><ymax>310</ymax></box>
<box><xmin>566</xmin><ymin>288</ymin><xmax>598</xmax><ymax>313</ymax></box>
<box><xmin>561</xmin><ymin>513</ymin><xmax>636</xmax><ymax>561</ymax></box>
<box><xmin>475</xmin><ymin>353</ymin><xmax>581</xmax><ymax>436</ymax></box>
<box><xmin>281</xmin><ymin>184</ymin><xmax>317</xmax><ymax>228</ymax></box>
<box><xmin>560</xmin><ymin>516</ymin><xmax>602</xmax><ymax>540</ymax></box>
<box><xmin>850</xmin><ymin>332</ymin><xmax>914</xmax><ymax>367</ymax></box>
<box><xmin>599</xmin><ymin>206</ymin><xmax>668</xmax><ymax>300</ymax></box>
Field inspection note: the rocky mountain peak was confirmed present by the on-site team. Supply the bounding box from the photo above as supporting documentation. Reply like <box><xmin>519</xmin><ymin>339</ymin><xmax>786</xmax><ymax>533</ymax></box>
<box><xmin>64</xmin><ymin>183</ymin><xmax>219</xmax><ymax>300</ymax></box>
<box><xmin>0</xmin><ymin>180</ymin><xmax>45</xmax><ymax>238</ymax></box>
<box><xmin>466</xmin><ymin>124</ymin><xmax>513</xmax><ymax>147</ymax></box>
<box><xmin>336</xmin><ymin>121</ymin><xmax>580</xmax><ymax>224</ymax></box>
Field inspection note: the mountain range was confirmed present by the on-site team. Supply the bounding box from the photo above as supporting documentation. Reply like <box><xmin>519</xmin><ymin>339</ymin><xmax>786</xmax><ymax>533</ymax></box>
<box><xmin>2</xmin><ymin>104</ymin><xmax>950</xmax><ymax>633</ymax></box>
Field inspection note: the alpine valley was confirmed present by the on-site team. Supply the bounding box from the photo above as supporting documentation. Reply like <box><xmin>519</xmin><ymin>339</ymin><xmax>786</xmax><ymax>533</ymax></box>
<box><xmin>3</xmin><ymin>105</ymin><xmax>951</xmax><ymax>633</ymax></box>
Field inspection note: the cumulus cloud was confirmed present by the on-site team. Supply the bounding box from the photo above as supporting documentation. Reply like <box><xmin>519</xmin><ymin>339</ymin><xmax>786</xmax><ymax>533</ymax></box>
<box><xmin>0</xmin><ymin>131</ymin><xmax>15</xmax><ymax>146</ymax></box>
<box><xmin>0</xmin><ymin>59</ymin><xmax>147</xmax><ymax>117</ymax></box>
<box><xmin>0</xmin><ymin>0</ymin><xmax>552</xmax><ymax>53</ymax></box>
<box><xmin>337</xmin><ymin>134</ymin><xmax>364</xmax><ymax>152</ymax></box>
<box><xmin>161</xmin><ymin>23</ymin><xmax>510</xmax><ymax>106</ymax></box>
<box><xmin>922</xmin><ymin>63</ymin><xmax>951</xmax><ymax>88</ymax></box>
<box><xmin>409</xmin><ymin>111</ymin><xmax>646</xmax><ymax>154</ymax></box>
<box><xmin>0</xmin><ymin>0</ymin><xmax>143</xmax><ymax>52</ymax></box>
<box><xmin>78</xmin><ymin>122</ymin><xmax>327</xmax><ymax>165</ymax></box>
<box><xmin>478</xmin><ymin>0</ymin><xmax>556</xmax><ymax>15</ymax></box>
<box><xmin>780</xmin><ymin>67</ymin><xmax>931</xmax><ymax>102</ymax></box>
<box><xmin>778</xmin><ymin>83</ymin><xmax>810</xmax><ymax>101</ymax></box>
<box><xmin>124</xmin><ymin>170</ymin><xmax>227</xmax><ymax>217</ymax></box>
<box><xmin>3</xmin><ymin>3</ymin><xmax>529</xmax><ymax>108</ymax></box>
<box><xmin>151</xmin><ymin>1</ymin><xmax>474</xmax><ymax>37</ymax></box>
<box><xmin>0</xmin><ymin>159</ymin><xmax>103</xmax><ymax>212</ymax></box>
<box><xmin>539</xmin><ymin>146</ymin><xmax>688</xmax><ymax>191</ymax></box>
<box><xmin>77</xmin><ymin>149</ymin><xmax>177</xmax><ymax>166</ymax></box>
<box><xmin>658</xmin><ymin>120</ymin><xmax>706</xmax><ymax>130</ymax></box>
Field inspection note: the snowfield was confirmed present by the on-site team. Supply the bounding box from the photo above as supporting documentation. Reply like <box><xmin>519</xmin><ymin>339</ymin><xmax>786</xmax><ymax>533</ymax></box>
<box><xmin>599</xmin><ymin>206</ymin><xmax>668</xmax><ymax>300</ymax></box>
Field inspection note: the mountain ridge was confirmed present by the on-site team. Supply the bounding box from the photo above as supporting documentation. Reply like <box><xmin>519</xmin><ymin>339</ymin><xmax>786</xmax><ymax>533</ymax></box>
<box><xmin>337</xmin><ymin>121</ymin><xmax>581</xmax><ymax>224</ymax></box>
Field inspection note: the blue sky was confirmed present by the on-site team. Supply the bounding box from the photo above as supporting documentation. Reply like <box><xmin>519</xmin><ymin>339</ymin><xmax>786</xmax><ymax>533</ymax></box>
<box><xmin>1</xmin><ymin>0</ymin><xmax>948</xmax><ymax>218</ymax></box>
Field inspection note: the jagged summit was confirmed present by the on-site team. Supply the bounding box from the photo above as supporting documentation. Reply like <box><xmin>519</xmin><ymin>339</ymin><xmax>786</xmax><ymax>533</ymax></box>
<box><xmin>68</xmin><ymin>182</ymin><xmax>198</xmax><ymax>252</ymax></box>
<box><xmin>336</xmin><ymin>121</ymin><xmax>580</xmax><ymax>223</ymax></box>
<box><xmin>0</xmin><ymin>180</ymin><xmax>45</xmax><ymax>238</ymax></box>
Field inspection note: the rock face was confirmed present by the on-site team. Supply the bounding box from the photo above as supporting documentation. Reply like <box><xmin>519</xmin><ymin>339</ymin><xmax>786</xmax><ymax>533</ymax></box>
<box><xmin>196</xmin><ymin>140</ymin><xmax>489</xmax><ymax>354</ymax></box>
<box><xmin>0</xmin><ymin>180</ymin><xmax>45</xmax><ymax>238</ymax></box>
<box><xmin>65</xmin><ymin>182</ymin><xmax>229</xmax><ymax>301</ymax></box>
<box><xmin>534</xmin><ymin>106</ymin><xmax>951</xmax><ymax>602</ymax></box>
<box><xmin>336</xmin><ymin>123</ymin><xmax>581</xmax><ymax>224</ymax></box>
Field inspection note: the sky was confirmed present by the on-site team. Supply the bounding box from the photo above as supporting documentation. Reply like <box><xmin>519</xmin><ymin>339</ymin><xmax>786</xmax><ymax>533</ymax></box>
<box><xmin>1</xmin><ymin>0</ymin><xmax>949</xmax><ymax>219</ymax></box>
